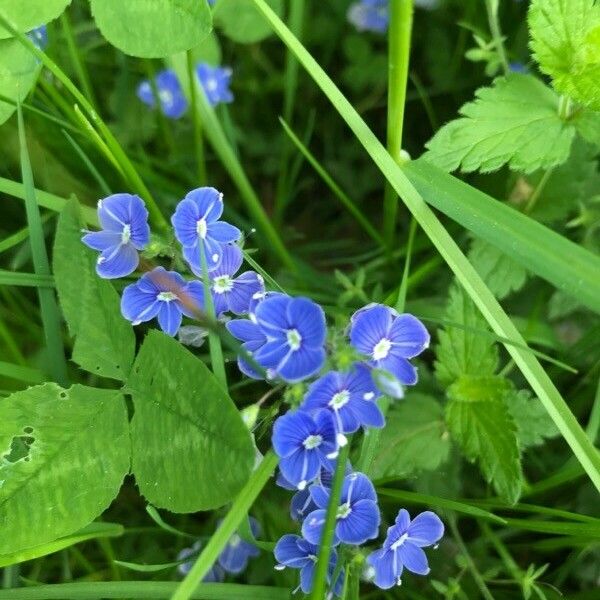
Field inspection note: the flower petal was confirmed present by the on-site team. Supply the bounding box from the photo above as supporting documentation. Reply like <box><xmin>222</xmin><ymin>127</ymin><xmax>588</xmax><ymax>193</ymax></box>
<box><xmin>209</xmin><ymin>221</ymin><xmax>241</xmax><ymax>244</ymax></box>
<box><xmin>228</xmin><ymin>272</ymin><xmax>264</xmax><ymax>315</ymax></box>
<box><xmin>303</xmin><ymin>371</ymin><xmax>340</xmax><ymax>412</ymax></box>
<box><xmin>302</xmin><ymin>508</ymin><xmax>337</xmax><ymax>546</ymax></box>
<box><xmin>378</xmin><ymin>352</ymin><xmax>418</xmax><ymax>386</ymax></box>
<box><xmin>299</xmin><ymin>561</ymin><xmax>316</xmax><ymax>594</ymax></box>
<box><xmin>367</xmin><ymin>548</ymin><xmax>400</xmax><ymax>590</ymax></box>
<box><xmin>172</xmin><ymin>199</ymin><xmax>201</xmax><ymax>247</ymax></box>
<box><xmin>272</xmin><ymin>411</ymin><xmax>315</xmax><ymax>457</ymax></box>
<box><xmin>96</xmin><ymin>243</ymin><xmax>139</xmax><ymax>279</ymax></box>
<box><xmin>277</xmin><ymin>346</ymin><xmax>325</xmax><ymax>383</ymax></box>
<box><xmin>179</xmin><ymin>280</ymin><xmax>205</xmax><ymax>318</ymax></box>
<box><xmin>389</xmin><ymin>314</ymin><xmax>430</xmax><ymax>358</ymax></box>
<box><xmin>226</xmin><ymin>319</ymin><xmax>264</xmax><ymax>343</ymax></box>
<box><xmin>255</xmin><ymin>294</ymin><xmax>291</xmax><ymax>334</ymax></box>
<box><xmin>279</xmin><ymin>448</ymin><xmax>321</xmax><ymax>489</ymax></box>
<box><xmin>185</xmin><ymin>187</ymin><xmax>224</xmax><ymax>222</ymax></box>
<box><xmin>350</xmin><ymin>304</ymin><xmax>393</xmax><ymax>356</ymax></box>
<box><xmin>98</xmin><ymin>194</ymin><xmax>141</xmax><ymax>232</ymax></box>
<box><xmin>157</xmin><ymin>302</ymin><xmax>183</xmax><ymax>336</ymax></box>
<box><xmin>407</xmin><ymin>511</ymin><xmax>444</xmax><ymax>547</ymax></box>
<box><xmin>254</xmin><ymin>340</ymin><xmax>289</xmax><ymax>369</ymax></box>
<box><xmin>212</xmin><ymin>243</ymin><xmax>243</xmax><ymax>277</ymax></box>
<box><xmin>81</xmin><ymin>231</ymin><xmax>121</xmax><ymax>251</ymax></box>
<box><xmin>336</xmin><ymin>498</ymin><xmax>380</xmax><ymax>545</ymax></box>
<box><xmin>287</xmin><ymin>297</ymin><xmax>327</xmax><ymax>347</ymax></box>
<box><xmin>274</xmin><ymin>535</ymin><xmax>310</xmax><ymax>568</ymax></box>
<box><xmin>397</xmin><ymin>542</ymin><xmax>430</xmax><ymax>575</ymax></box>
<box><xmin>121</xmin><ymin>284</ymin><xmax>161</xmax><ymax>325</ymax></box>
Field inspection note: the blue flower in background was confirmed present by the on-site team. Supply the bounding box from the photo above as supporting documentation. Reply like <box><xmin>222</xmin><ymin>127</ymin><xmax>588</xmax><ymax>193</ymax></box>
<box><xmin>218</xmin><ymin>517</ymin><xmax>261</xmax><ymax>574</ymax></box>
<box><xmin>302</xmin><ymin>363</ymin><xmax>384</xmax><ymax>445</ymax></box>
<box><xmin>81</xmin><ymin>193</ymin><xmax>150</xmax><ymax>279</ymax></box>
<box><xmin>178</xmin><ymin>541</ymin><xmax>224</xmax><ymax>582</ymax></box>
<box><xmin>27</xmin><ymin>25</ymin><xmax>48</xmax><ymax>50</ymax></box>
<box><xmin>509</xmin><ymin>62</ymin><xmax>529</xmax><ymax>73</ymax></box>
<box><xmin>367</xmin><ymin>509</ymin><xmax>444</xmax><ymax>589</ymax></box>
<box><xmin>226</xmin><ymin>318</ymin><xmax>267</xmax><ymax>379</ymax></box>
<box><xmin>302</xmin><ymin>472</ymin><xmax>380</xmax><ymax>546</ymax></box>
<box><xmin>196</xmin><ymin>63</ymin><xmax>234</xmax><ymax>107</ymax></box>
<box><xmin>272</xmin><ymin>410</ymin><xmax>338</xmax><ymax>490</ymax></box>
<box><xmin>274</xmin><ymin>534</ymin><xmax>341</xmax><ymax>595</ymax></box>
<box><xmin>172</xmin><ymin>187</ymin><xmax>241</xmax><ymax>273</ymax></box>
<box><xmin>253</xmin><ymin>295</ymin><xmax>327</xmax><ymax>382</ymax></box>
<box><xmin>349</xmin><ymin>304</ymin><xmax>429</xmax><ymax>387</ymax></box>
<box><xmin>121</xmin><ymin>267</ymin><xmax>204</xmax><ymax>336</ymax></box>
<box><xmin>207</xmin><ymin>244</ymin><xmax>264</xmax><ymax>315</ymax></box>
<box><xmin>137</xmin><ymin>69</ymin><xmax>188</xmax><ymax>119</ymax></box>
<box><xmin>347</xmin><ymin>0</ymin><xmax>389</xmax><ymax>34</ymax></box>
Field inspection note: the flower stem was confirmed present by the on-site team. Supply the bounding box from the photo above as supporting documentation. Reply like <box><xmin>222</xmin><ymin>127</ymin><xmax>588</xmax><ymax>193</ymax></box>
<box><xmin>382</xmin><ymin>0</ymin><xmax>414</xmax><ymax>249</ymax></box>
<box><xmin>186</xmin><ymin>50</ymin><xmax>207</xmax><ymax>186</ymax></box>
<box><xmin>484</xmin><ymin>0</ymin><xmax>509</xmax><ymax>75</ymax></box>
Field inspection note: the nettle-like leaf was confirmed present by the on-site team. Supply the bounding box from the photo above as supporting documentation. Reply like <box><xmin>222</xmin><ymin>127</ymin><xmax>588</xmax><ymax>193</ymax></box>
<box><xmin>0</xmin><ymin>0</ymin><xmax>71</xmax><ymax>39</ymax></box>
<box><xmin>90</xmin><ymin>0</ymin><xmax>212</xmax><ymax>58</ymax></box>
<box><xmin>0</xmin><ymin>383</ymin><xmax>129</xmax><ymax>554</ymax></box>
<box><xmin>127</xmin><ymin>331</ymin><xmax>254</xmax><ymax>513</ymax></box>
<box><xmin>434</xmin><ymin>284</ymin><xmax>498</xmax><ymax>386</ymax></box>
<box><xmin>424</xmin><ymin>74</ymin><xmax>575</xmax><ymax>174</ymax></box>
<box><xmin>446</xmin><ymin>376</ymin><xmax>523</xmax><ymax>503</ymax></box>
<box><xmin>53</xmin><ymin>199</ymin><xmax>135</xmax><ymax>380</ymax></box>
<box><xmin>0</xmin><ymin>38</ymin><xmax>42</xmax><ymax>125</ymax></box>
<box><xmin>367</xmin><ymin>394</ymin><xmax>451</xmax><ymax>481</ymax></box>
<box><xmin>469</xmin><ymin>239</ymin><xmax>528</xmax><ymax>300</ymax></box>
<box><xmin>505</xmin><ymin>389</ymin><xmax>560</xmax><ymax>449</ymax></box>
<box><xmin>529</xmin><ymin>0</ymin><xmax>600</xmax><ymax>110</ymax></box>
<box><xmin>213</xmin><ymin>0</ymin><xmax>283</xmax><ymax>44</ymax></box>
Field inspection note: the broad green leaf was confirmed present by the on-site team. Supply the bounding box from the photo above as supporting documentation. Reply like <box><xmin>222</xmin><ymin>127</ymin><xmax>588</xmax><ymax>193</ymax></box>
<box><xmin>434</xmin><ymin>284</ymin><xmax>498</xmax><ymax>386</ymax></box>
<box><xmin>0</xmin><ymin>38</ymin><xmax>41</xmax><ymax>126</ymax></box>
<box><xmin>189</xmin><ymin>32</ymin><xmax>222</xmax><ymax>66</ymax></box>
<box><xmin>446</xmin><ymin>375</ymin><xmax>523</xmax><ymax>503</ymax></box>
<box><xmin>469</xmin><ymin>239</ymin><xmax>527</xmax><ymax>300</ymax></box>
<box><xmin>127</xmin><ymin>331</ymin><xmax>254</xmax><ymax>513</ymax></box>
<box><xmin>53</xmin><ymin>199</ymin><xmax>135</xmax><ymax>380</ymax></box>
<box><xmin>90</xmin><ymin>0</ymin><xmax>212</xmax><ymax>58</ymax></box>
<box><xmin>0</xmin><ymin>522</ymin><xmax>123</xmax><ymax>568</ymax></box>
<box><xmin>0</xmin><ymin>383</ymin><xmax>129</xmax><ymax>554</ymax></box>
<box><xmin>505</xmin><ymin>389</ymin><xmax>560</xmax><ymax>449</ymax></box>
<box><xmin>529</xmin><ymin>0</ymin><xmax>600</xmax><ymax>110</ymax></box>
<box><xmin>367</xmin><ymin>394</ymin><xmax>451</xmax><ymax>480</ymax></box>
<box><xmin>573</xmin><ymin>108</ymin><xmax>600</xmax><ymax>145</ymax></box>
<box><xmin>213</xmin><ymin>0</ymin><xmax>283</xmax><ymax>44</ymax></box>
<box><xmin>425</xmin><ymin>74</ymin><xmax>575</xmax><ymax>173</ymax></box>
<box><xmin>0</xmin><ymin>0</ymin><xmax>71</xmax><ymax>39</ymax></box>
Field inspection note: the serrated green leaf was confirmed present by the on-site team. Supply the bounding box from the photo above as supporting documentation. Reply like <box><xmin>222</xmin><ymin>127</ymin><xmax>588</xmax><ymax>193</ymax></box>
<box><xmin>446</xmin><ymin>376</ymin><xmax>523</xmax><ymax>503</ymax></box>
<box><xmin>0</xmin><ymin>37</ymin><xmax>41</xmax><ymax>125</ymax></box>
<box><xmin>90</xmin><ymin>0</ymin><xmax>212</xmax><ymax>58</ymax></box>
<box><xmin>367</xmin><ymin>394</ymin><xmax>451</xmax><ymax>480</ymax></box>
<box><xmin>529</xmin><ymin>0</ymin><xmax>600</xmax><ymax>110</ymax></box>
<box><xmin>425</xmin><ymin>74</ymin><xmax>575</xmax><ymax>174</ymax></box>
<box><xmin>0</xmin><ymin>0</ymin><xmax>71</xmax><ymax>39</ymax></box>
<box><xmin>469</xmin><ymin>239</ymin><xmax>528</xmax><ymax>300</ymax></box>
<box><xmin>0</xmin><ymin>383</ymin><xmax>129</xmax><ymax>554</ymax></box>
<box><xmin>127</xmin><ymin>331</ymin><xmax>254</xmax><ymax>513</ymax></box>
<box><xmin>573</xmin><ymin>108</ymin><xmax>600</xmax><ymax>145</ymax></box>
<box><xmin>434</xmin><ymin>284</ymin><xmax>498</xmax><ymax>386</ymax></box>
<box><xmin>213</xmin><ymin>0</ymin><xmax>283</xmax><ymax>44</ymax></box>
<box><xmin>504</xmin><ymin>389</ymin><xmax>560</xmax><ymax>449</ymax></box>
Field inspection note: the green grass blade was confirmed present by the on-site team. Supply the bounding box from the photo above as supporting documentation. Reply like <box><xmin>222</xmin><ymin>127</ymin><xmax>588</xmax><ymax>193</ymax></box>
<box><xmin>62</xmin><ymin>129</ymin><xmax>112</xmax><ymax>195</ymax></box>
<box><xmin>0</xmin><ymin>271</ymin><xmax>54</xmax><ymax>287</ymax></box>
<box><xmin>251</xmin><ymin>0</ymin><xmax>600</xmax><ymax>493</ymax></box>
<box><xmin>16</xmin><ymin>103</ymin><xmax>68</xmax><ymax>387</ymax></box>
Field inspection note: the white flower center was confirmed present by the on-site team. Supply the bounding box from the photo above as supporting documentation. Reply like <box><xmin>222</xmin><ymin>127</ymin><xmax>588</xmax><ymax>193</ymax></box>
<box><xmin>329</xmin><ymin>390</ymin><xmax>351</xmax><ymax>410</ymax></box>
<box><xmin>206</xmin><ymin>78</ymin><xmax>218</xmax><ymax>92</ymax></box>
<box><xmin>390</xmin><ymin>532</ymin><xmax>409</xmax><ymax>551</ymax></box>
<box><xmin>196</xmin><ymin>218</ymin><xmax>208</xmax><ymax>239</ymax></box>
<box><xmin>121</xmin><ymin>224</ymin><xmax>131</xmax><ymax>244</ymax></box>
<box><xmin>303</xmin><ymin>434</ymin><xmax>322</xmax><ymax>450</ymax></box>
<box><xmin>159</xmin><ymin>89</ymin><xmax>173</xmax><ymax>106</ymax></box>
<box><xmin>157</xmin><ymin>291</ymin><xmax>177</xmax><ymax>302</ymax></box>
<box><xmin>286</xmin><ymin>328</ymin><xmax>302</xmax><ymax>351</ymax></box>
<box><xmin>213</xmin><ymin>275</ymin><xmax>233</xmax><ymax>294</ymax></box>
<box><xmin>372</xmin><ymin>338</ymin><xmax>392</xmax><ymax>360</ymax></box>
<box><xmin>363</xmin><ymin>392</ymin><xmax>375</xmax><ymax>401</ymax></box>
<box><xmin>337</xmin><ymin>503</ymin><xmax>352</xmax><ymax>519</ymax></box>
<box><xmin>228</xmin><ymin>534</ymin><xmax>242</xmax><ymax>548</ymax></box>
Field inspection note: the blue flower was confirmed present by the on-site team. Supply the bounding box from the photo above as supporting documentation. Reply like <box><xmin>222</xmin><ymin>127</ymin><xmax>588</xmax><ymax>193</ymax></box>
<box><xmin>347</xmin><ymin>0</ymin><xmax>389</xmax><ymax>34</ymax></box>
<box><xmin>509</xmin><ymin>62</ymin><xmax>529</xmax><ymax>73</ymax></box>
<box><xmin>302</xmin><ymin>363</ymin><xmax>384</xmax><ymax>445</ymax></box>
<box><xmin>81</xmin><ymin>193</ymin><xmax>150</xmax><ymax>279</ymax></box>
<box><xmin>253</xmin><ymin>295</ymin><xmax>327</xmax><ymax>383</ymax></box>
<box><xmin>121</xmin><ymin>267</ymin><xmax>204</xmax><ymax>336</ymax></box>
<box><xmin>208</xmin><ymin>244</ymin><xmax>264</xmax><ymax>316</ymax></box>
<box><xmin>196</xmin><ymin>63</ymin><xmax>234</xmax><ymax>107</ymax></box>
<box><xmin>272</xmin><ymin>410</ymin><xmax>338</xmax><ymax>490</ymax></box>
<box><xmin>172</xmin><ymin>187</ymin><xmax>241</xmax><ymax>273</ymax></box>
<box><xmin>349</xmin><ymin>304</ymin><xmax>429</xmax><ymax>387</ymax></box>
<box><xmin>367</xmin><ymin>509</ymin><xmax>444</xmax><ymax>589</ymax></box>
<box><xmin>274</xmin><ymin>534</ymin><xmax>341</xmax><ymax>595</ymax></box>
<box><xmin>226</xmin><ymin>318</ymin><xmax>267</xmax><ymax>379</ymax></box>
<box><xmin>218</xmin><ymin>517</ymin><xmax>261</xmax><ymax>574</ymax></box>
<box><xmin>27</xmin><ymin>25</ymin><xmax>48</xmax><ymax>50</ymax></box>
<box><xmin>177</xmin><ymin>541</ymin><xmax>224</xmax><ymax>582</ymax></box>
<box><xmin>302</xmin><ymin>472</ymin><xmax>380</xmax><ymax>546</ymax></box>
<box><xmin>137</xmin><ymin>69</ymin><xmax>187</xmax><ymax>119</ymax></box>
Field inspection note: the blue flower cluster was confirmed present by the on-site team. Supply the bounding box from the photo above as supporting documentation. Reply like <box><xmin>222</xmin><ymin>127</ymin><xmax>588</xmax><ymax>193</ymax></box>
<box><xmin>81</xmin><ymin>188</ymin><xmax>264</xmax><ymax>337</ymax></box>
<box><xmin>137</xmin><ymin>63</ymin><xmax>233</xmax><ymax>119</ymax></box>
<box><xmin>27</xmin><ymin>25</ymin><xmax>48</xmax><ymax>50</ymax></box>
<box><xmin>347</xmin><ymin>0</ymin><xmax>438</xmax><ymax>34</ymax></box>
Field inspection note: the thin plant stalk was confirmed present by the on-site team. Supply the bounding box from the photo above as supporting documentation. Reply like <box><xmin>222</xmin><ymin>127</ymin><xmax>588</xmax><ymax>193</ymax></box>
<box><xmin>186</xmin><ymin>51</ymin><xmax>207</xmax><ymax>186</ymax></box>
<box><xmin>485</xmin><ymin>0</ymin><xmax>509</xmax><ymax>75</ymax></box>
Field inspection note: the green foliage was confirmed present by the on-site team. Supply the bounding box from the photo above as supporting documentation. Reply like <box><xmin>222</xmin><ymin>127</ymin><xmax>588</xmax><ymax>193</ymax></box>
<box><xmin>425</xmin><ymin>74</ymin><xmax>575</xmax><ymax>173</ymax></box>
<box><xmin>446</xmin><ymin>375</ymin><xmax>523</xmax><ymax>503</ymax></box>
<box><xmin>0</xmin><ymin>383</ymin><xmax>129</xmax><ymax>554</ymax></box>
<box><xmin>0</xmin><ymin>38</ymin><xmax>41</xmax><ymax>126</ymax></box>
<box><xmin>505</xmin><ymin>389</ymin><xmax>560</xmax><ymax>449</ymax></box>
<box><xmin>434</xmin><ymin>284</ymin><xmax>498</xmax><ymax>386</ymax></box>
<box><xmin>469</xmin><ymin>239</ymin><xmax>528</xmax><ymax>300</ymax></box>
<box><xmin>212</xmin><ymin>0</ymin><xmax>283</xmax><ymax>44</ymax></box>
<box><xmin>0</xmin><ymin>0</ymin><xmax>71</xmax><ymax>38</ymax></box>
<box><xmin>53</xmin><ymin>199</ymin><xmax>135</xmax><ymax>380</ymax></box>
<box><xmin>367</xmin><ymin>394</ymin><xmax>451</xmax><ymax>480</ymax></box>
<box><xmin>90</xmin><ymin>0</ymin><xmax>212</xmax><ymax>58</ymax></box>
<box><xmin>127</xmin><ymin>331</ymin><xmax>254</xmax><ymax>513</ymax></box>
<box><xmin>529</xmin><ymin>0</ymin><xmax>600</xmax><ymax>110</ymax></box>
